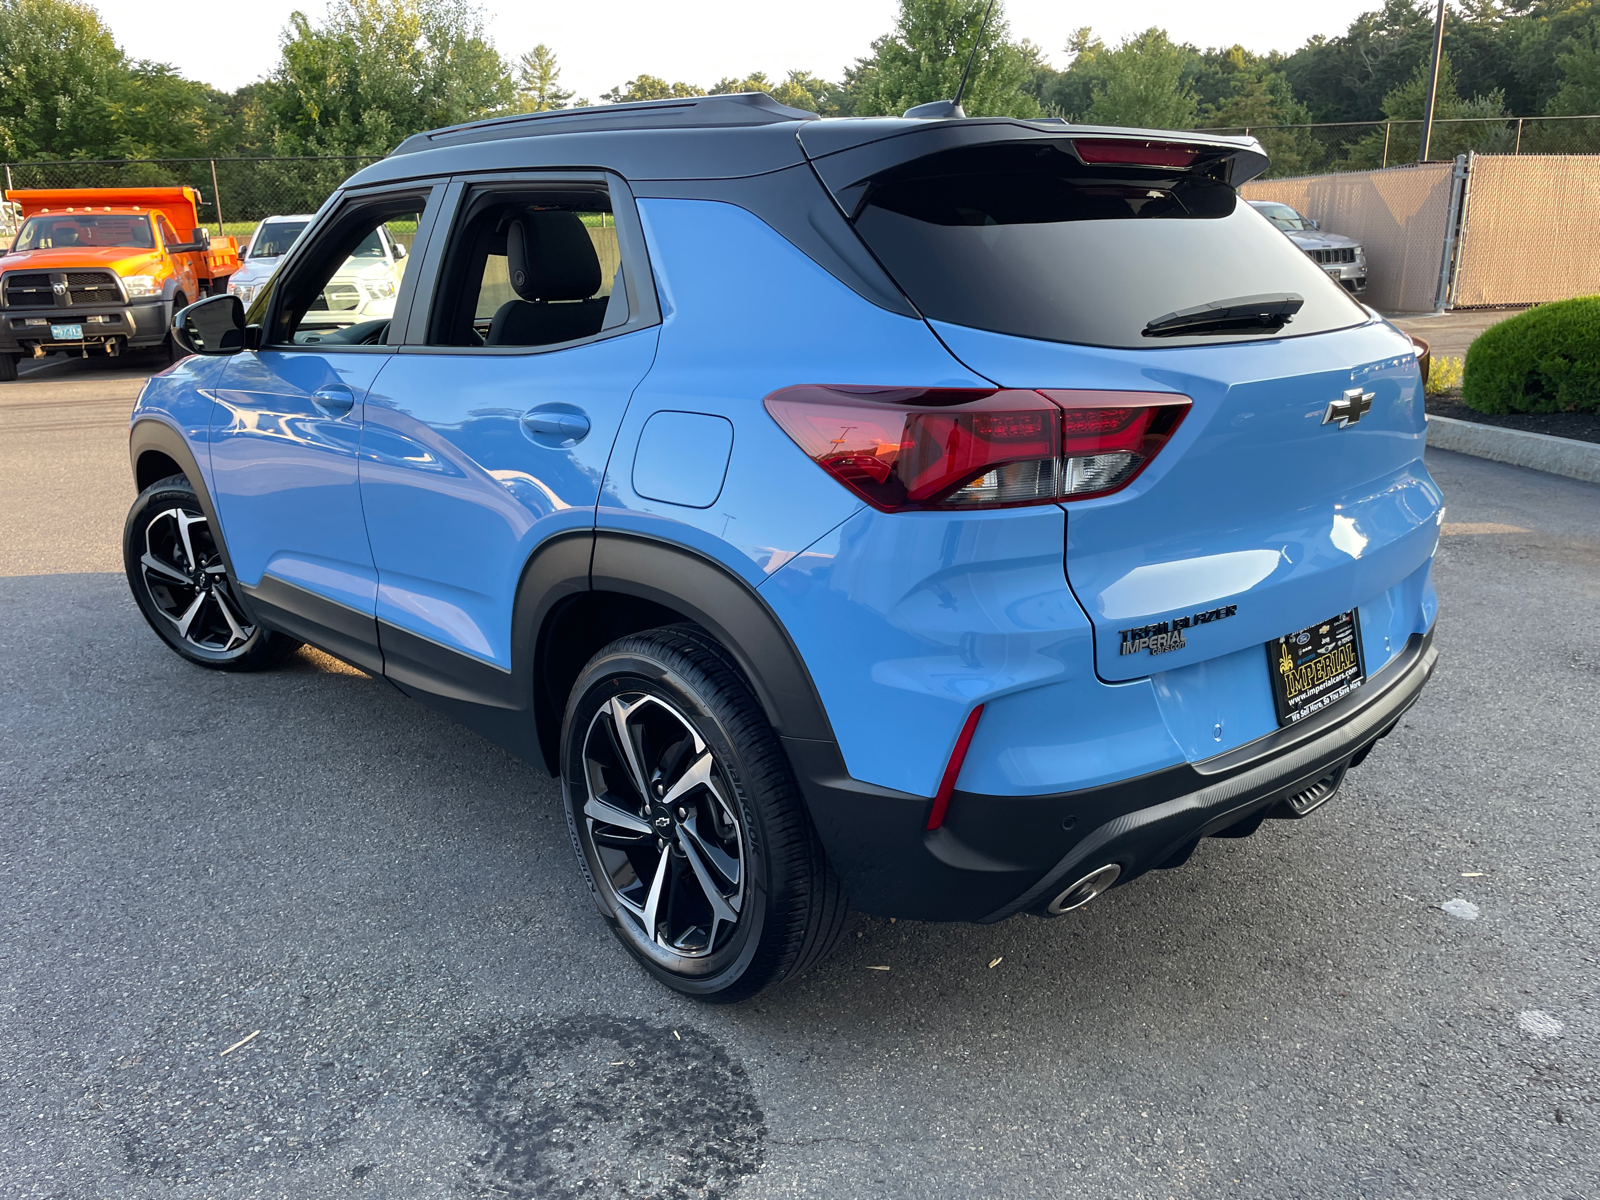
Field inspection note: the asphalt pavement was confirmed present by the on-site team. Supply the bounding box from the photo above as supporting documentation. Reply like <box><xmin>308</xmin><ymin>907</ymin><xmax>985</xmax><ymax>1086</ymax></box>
<box><xmin>2</xmin><ymin>363</ymin><xmax>1597</xmax><ymax>1199</ymax></box>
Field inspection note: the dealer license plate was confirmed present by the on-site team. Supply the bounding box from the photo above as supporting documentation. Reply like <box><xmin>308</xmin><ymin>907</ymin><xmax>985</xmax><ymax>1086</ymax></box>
<box><xmin>1267</xmin><ymin>610</ymin><xmax>1366</xmax><ymax>726</ymax></box>
<box><xmin>1323</xmin><ymin>266</ymin><xmax>1342</xmax><ymax>279</ymax></box>
<box><xmin>50</xmin><ymin>323</ymin><xmax>83</xmax><ymax>341</ymax></box>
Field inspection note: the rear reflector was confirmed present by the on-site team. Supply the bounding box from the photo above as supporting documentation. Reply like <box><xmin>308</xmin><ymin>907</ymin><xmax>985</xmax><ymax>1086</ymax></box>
<box><xmin>1073</xmin><ymin>138</ymin><xmax>1204</xmax><ymax>168</ymax></box>
<box><xmin>765</xmin><ymin>386</ymin><xmax>1189</xmax><ymax>511</ymax></box>
<box><xmin>927</xmin><ymin>704</ymin><xmax>984</xmax><ymax>831</ymax></box>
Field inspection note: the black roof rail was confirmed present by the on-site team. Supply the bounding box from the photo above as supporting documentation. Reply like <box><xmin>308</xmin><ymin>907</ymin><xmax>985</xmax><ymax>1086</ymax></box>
<box><xmin>391</xmin><ymin>92</ymin><xmax>820</xmax><ymax>156</ymax></box>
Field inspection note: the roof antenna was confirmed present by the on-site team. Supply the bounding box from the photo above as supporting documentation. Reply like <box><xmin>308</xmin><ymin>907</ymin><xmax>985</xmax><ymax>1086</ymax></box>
<box><xmin>905</xmin><ymin>0</ymin><xmax>997</xmax><ymax>119</ymax></box>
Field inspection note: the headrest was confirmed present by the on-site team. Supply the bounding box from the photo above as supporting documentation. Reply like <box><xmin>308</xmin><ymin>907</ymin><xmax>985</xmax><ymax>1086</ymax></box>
<box><xmin>506</xmin><ymin>210</ymin><xmax>601</xmax><ymax>302</ymax></box>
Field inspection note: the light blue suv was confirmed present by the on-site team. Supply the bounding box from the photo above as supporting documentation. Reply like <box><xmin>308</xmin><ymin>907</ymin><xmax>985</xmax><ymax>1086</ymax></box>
<box><xmin>124</xmin><ymin>95</ymin><xmax>1441</xmax><ymax>1000</ymax></box>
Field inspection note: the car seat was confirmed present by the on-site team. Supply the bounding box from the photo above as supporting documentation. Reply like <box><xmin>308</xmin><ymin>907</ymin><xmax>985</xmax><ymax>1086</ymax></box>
<box><xmin>486</xmin><ymin>211</ymin><xmax>608</xmax><ymax>347</ymax></box>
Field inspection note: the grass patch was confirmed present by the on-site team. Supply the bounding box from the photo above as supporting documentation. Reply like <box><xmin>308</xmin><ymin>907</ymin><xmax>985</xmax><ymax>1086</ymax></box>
<box><xmin>1463</xmin><ymin>296</ymin><xmax>1600</xmax><ymax>414</ymax></box>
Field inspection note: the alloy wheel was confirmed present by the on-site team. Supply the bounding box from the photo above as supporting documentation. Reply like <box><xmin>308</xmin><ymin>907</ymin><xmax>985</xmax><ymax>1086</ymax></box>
<box><xmin>138</xmin><ymin>507</ymin><xmax>255</xmax><ymax>653</ymax></box>
<box><xmin>579</xmin><ymin>692</ymin><xmax>746</xmax><ymax>967</ymax></box>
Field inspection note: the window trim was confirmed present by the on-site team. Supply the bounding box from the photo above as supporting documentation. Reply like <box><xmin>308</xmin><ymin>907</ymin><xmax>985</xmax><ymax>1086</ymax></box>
<box><xmin>255</xmin><ymin>181</ymin><xmax>448</xmax><ymax>354</ymax></box>
<box><xmin>395</xmin><ymin>169</ymin><xmax>661</xmax><ymax>357</ymax></box>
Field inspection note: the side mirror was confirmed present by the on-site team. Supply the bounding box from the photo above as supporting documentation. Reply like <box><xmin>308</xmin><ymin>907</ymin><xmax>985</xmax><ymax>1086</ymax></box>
<box><xmin>237</xmin><ymin>243</ymin><xmax>248</xmax><ymax>260</ymax></box>
<box><xmin>167</xmin><ymin>238</ymin><xmax>209</xmax><ymax>254</ymax></box>
<box><xmin>1308</xmin><ymin>218</ymin><xmax>1320</xmax><ymax>230</ymax></box>
<box><xmin>173</xmin><ymin>294</ymin><xmax>255</xmax><ymax>355</ymax></box>
<box><xmin>393</xmin><ymin>242</ymin><xmax>407</xmax><ymax>259</ymax></box>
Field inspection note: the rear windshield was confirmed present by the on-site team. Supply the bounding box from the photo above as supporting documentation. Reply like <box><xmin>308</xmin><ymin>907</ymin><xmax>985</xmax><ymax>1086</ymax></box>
<box><xmin>849</xmin><ymin>141</ymin><xmax>1366</xmax><ymax>349</ymax></box>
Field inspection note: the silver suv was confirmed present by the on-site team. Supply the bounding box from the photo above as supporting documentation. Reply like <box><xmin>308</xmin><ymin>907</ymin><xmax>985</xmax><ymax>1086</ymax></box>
<box><xmin>1247</xmin><ymin>200</ymin><xmax>1366</xmax><ymax>295</ymax></box>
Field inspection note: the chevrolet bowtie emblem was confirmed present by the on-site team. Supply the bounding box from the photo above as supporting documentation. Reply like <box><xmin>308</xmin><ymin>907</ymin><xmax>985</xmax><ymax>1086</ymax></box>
<box><xmin>1323</xmin><ymin>387</ymin><xmax>1374</xmax><ymax>428</ymax></box>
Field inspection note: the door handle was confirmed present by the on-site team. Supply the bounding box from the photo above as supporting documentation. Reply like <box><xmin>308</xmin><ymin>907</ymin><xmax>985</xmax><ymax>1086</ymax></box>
<box><xmin>313</xmin><ymin>384</ymin><xmax>356</xmax><ymax>417</ymax></box>
<box><xmin>520</xmin><ymin>407</ymin><xmax>591</xmax><ymax>446</ymax></box>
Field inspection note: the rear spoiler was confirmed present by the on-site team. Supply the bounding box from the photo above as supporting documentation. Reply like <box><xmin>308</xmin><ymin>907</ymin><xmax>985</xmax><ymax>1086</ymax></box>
<box><xmin>798</xmin><ymin>119</ymin><xmax>1269</xmax><ymax>218</ymax></box>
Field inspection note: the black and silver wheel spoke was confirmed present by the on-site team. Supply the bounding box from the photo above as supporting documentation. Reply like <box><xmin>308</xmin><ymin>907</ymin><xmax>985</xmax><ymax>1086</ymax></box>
<box><xmin>140</xmin><ymin>506</ymin><xmax>255</xmax><ymax>654</ymax></box>
<box><xmin>580</xmin><ymin>692</ymin><xmax>747</xmax><ymax>961</ymax></box>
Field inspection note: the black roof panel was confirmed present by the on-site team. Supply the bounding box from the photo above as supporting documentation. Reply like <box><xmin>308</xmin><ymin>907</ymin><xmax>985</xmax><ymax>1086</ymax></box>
<box><xmin>391</xmin><ymin>92</ymin><xmax>817</xmax><ymax>156</ymax></box>
<box><xmin>351</xmin><ymin>97</ymin><xmax>1267</xmax><ymax>189</ymax></box>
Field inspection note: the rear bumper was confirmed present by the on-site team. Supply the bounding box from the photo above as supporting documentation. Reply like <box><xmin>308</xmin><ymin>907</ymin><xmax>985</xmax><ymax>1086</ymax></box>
<box><xmin>788</xmin><ymin>627</ymin><xmax>1436</xmax><ymax>923</ymax></box>
<box><xmin>0</xmin><ymin>300</ymin><xmax>168</xmax><ymax>353</ymax></box>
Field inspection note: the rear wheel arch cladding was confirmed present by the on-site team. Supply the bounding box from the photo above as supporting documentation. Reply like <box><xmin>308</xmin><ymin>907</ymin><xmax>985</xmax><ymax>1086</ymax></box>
<box><xmin>590</xmin><ymin>536</ymin><xmax>836</xmax><ymax>741</ymax></box>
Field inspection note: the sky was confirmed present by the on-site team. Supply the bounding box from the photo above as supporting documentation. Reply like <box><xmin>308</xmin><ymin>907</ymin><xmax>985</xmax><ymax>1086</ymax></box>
<box><xmin>90</xmin><ymin>0</ymin><xmax>1388</xmax><ymax>101</ymax></box>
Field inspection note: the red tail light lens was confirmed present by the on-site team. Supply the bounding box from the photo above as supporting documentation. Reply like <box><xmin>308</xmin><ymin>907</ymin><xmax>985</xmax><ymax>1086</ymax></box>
<box><xmin>1073</xmin><ymin>138</ymin><xmax>1203</xmax><ymax>168</ymax></box>
<box><xmin>764</xmin><ymin>387</ymin><xmax>1062</xmax><ymax>512</ymax></box>
<box><xmin>1040</xmin><ymin>390</ymin><xmax>1190</xmax><ymax>499</ymax></box>
<box><xmin>765</xmin><ymin>386</ymin><xmax>1189</xmax><ymax>511</ymax></box>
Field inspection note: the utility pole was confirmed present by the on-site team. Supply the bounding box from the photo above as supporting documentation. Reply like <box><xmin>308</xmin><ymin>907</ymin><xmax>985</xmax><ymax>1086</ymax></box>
<box><xmin>1418</xmin><ymin>0</ymin><xmax>1447</xmax><ymax>162</ymax></box>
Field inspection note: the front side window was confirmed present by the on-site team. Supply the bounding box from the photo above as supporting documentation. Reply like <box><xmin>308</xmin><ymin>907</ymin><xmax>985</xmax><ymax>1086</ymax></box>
<box><xmin>265</xmin><ymin>196</ymin><xmax>426</xmax><ymax>347</ymax></box>
<box><xmin>424</xmin><ymin>182</ymin><xmax>627</xmax><ymax>349</ymax></box>
<box><xmin>13</xmin><ymin>214</ymin><xmax>155</xmax><ymax>250</ymax></box>
<box><xmin>156</xmin><ymin>216</ymin><xmax>181</xmax><ymax>247</ymax></box>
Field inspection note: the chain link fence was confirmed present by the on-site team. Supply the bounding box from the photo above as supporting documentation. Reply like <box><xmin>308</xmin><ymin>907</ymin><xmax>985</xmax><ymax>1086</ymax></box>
<box><xmin>1199</xmin><ymin>115</ymin><xmax>1600</xmax><ymax>177</ymax></box>
<box><xmin>1</xmin><ymin>156</ymin><xmax>382</xmax><ymax>240</ymax></box>
<box><xmin>1244</xmin><ymin>153</ymin><xmax>1600</xmax><ymax>312</ymax></box>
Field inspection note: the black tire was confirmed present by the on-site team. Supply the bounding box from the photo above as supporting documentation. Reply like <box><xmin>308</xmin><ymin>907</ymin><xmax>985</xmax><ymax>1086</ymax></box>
<box><xmin>159</xmin><ymin>294</ymin><xmax>191</xmax><ymax>364</ymax></box>
<box><xmin>561</xmin><ymin>625</ymin><xmax>848</xmax><ymax>1002</ymax></box>
<box><xmin>123</xmin><ymin>473</ymin><xmax>298</xmax><ymax>671</ymax></box>
<box><xmin>0</xmin><ymin>352</ymin><xmax>17</xmax><ymax>382</ymax></box>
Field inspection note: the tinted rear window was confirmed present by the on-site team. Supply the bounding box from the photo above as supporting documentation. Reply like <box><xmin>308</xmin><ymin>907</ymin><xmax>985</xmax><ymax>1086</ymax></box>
<box><xmin>850</xmin><ymin>141</ymin><xmax>1366</xmax><ymax>349</ymax></box>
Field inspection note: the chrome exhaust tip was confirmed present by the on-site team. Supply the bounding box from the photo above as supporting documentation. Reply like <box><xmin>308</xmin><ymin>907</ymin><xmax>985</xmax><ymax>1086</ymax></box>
<box><xmin>1046</xmin><ymin>864</ymin><xmax>1121</xmax><ymax>915</ymax></box>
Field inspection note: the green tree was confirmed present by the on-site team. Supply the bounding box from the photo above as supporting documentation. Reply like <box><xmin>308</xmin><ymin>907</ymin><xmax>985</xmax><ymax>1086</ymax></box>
<box><xmin>1084</xmin><ymin>28</ymin><xmax>1198</xmax><ymax>130</ymax></box>
<box><xmin>1040</xmin><ymin>27</ymin><xmax>1105</xmax><ymax>120</ymax></box>
<box><xmin>846</xmin><ymin>0</ymin><xmax>1042</xmax><ymax>119</ymax></box>
<box><xmin>600</xmin><ymin>75</ymin><xmax>705</xmax><ymax>103</ymax></box>
<box><xmin>268</xmin><ymin>0</ymin><xmax>514</xmax><ymax>157</ymax></box>
<box><xmin>1195</xmin><ymin>46</ymin><xmax>1320</xmax><ymax>175</ymax></box>
<box><xmin>1340</xmin><ymin>52</ymin><xmax>1512</xmax><ymax>166</ymax></box>
<box><xmin>0</xmin><ymin>0</ymin><xmax>126</xmax><ymax>159</ymax></box>
<box><xmin>515</xmin><ymin>43</ymin><xmax>575</xmax><ymax>112</ymax></box>
<box><xmin>1014</xmin><ymin>38</ymin><xmax>1060</xmax><ymax>112</ymax></box>
<box><xmin>1546</xmin><ymin>25</ymin><xmax>1600</xmax><ymax>115</ymax></box>
<box><xmin>95</xmin><ymin>63</ymin><xmax>232</xmax><ymax>160</ymax></box>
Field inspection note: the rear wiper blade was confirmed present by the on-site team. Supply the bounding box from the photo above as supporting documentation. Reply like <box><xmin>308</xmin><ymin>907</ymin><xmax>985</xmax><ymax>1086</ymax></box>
<box><xmin>1143</xmin><ymin>293</ymin><xmax>1304</xmax><ymax>338</ymax></box>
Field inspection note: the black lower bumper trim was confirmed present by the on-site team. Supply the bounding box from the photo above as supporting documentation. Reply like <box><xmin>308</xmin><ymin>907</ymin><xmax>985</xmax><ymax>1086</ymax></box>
<box><xmin>789</xmin><ymin>628</ymin><xmax>1436</xmax><ymax>923</ymax></box>
<box><xmin>0</xmin><ymin>302</ymin><xmax>167</xmax><ymax>353</ymax></box>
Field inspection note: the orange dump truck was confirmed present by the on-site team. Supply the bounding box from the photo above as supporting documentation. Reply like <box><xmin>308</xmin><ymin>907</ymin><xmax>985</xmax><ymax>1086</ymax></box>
<box><xmin>0</xmin><ymin>186</ymin><xmax>239</xmax><ymax>380</ymax></box>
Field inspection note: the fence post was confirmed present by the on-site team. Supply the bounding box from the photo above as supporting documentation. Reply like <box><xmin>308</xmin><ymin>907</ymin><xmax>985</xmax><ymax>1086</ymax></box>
<box><xmin>1382</xmin><ymin>123</ymin><xmax>1391</xmax><ymax>168</ymax></box>
<box><xmin>210</xmin><ymin>159</ymin><xmax>224</xmax><ymax>232</ymax></box>
<box><xmin>3</xmin><ymin>163</ymin><xmax>12</xmax><ymax>195</ymax></box>
<box><xmin>1434</xmin><ymin>153</ymin><xmax>1471</xmax><ymax>313</ymax></box>
<box><xmin>1514</xmin><ymin>118</ymin><xmax>1523</xmax><ymax>154</ymax></box>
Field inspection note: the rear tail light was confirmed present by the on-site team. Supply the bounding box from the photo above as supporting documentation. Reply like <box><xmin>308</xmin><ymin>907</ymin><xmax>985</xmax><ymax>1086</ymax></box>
<box><xmin>765</xmin><ymin>386</ymin><xmax>1189</xmax><ymax>512</ymax></box>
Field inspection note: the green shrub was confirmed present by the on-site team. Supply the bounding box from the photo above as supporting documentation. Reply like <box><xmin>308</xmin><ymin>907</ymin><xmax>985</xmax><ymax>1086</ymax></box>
<box><xmin>1463</xmin><ymin>296</ymin><xmax>1600</xmax><ymax>414</ymax></box>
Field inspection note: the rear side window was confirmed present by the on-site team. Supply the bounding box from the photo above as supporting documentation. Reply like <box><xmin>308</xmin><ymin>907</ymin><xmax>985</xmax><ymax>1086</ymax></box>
<box><xmin>849</xmin><ymin>140</ymin><xmax>1366</xmax><ymax>349</ymax></box>
<box><xmin>425</xmin><ymin>182</ymin><xmax>628</xmax><ymax>350</ymax></box>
